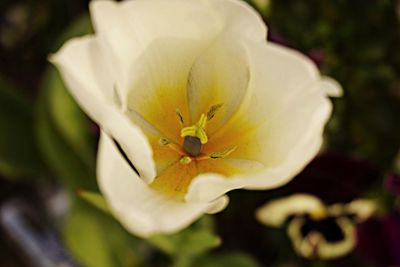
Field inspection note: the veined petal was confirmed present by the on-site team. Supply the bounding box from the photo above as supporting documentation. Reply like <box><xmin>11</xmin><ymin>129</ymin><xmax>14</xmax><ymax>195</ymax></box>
<box><xmin>203</xmin><ymin>0</ymin><xmax>267</xmax><ymax>42</ymax></box>
<box><xmin>124</xmin><ymin>38</ymin><xmax>209</xmax><ymax>142</ymax></box>
<box><xmin>187</xmin><ymin>42</ymin><xmax>333</xmax><ymax>202</ymax></box>
<box><xmin>97</xmin><ymin>132</ymin><xmax>228</xmax><ymax>237</ymax></box>
<box><xmin>187</xmin><ymin>0</ymin><xmax>266</xmax><ymax>132</ymax></box>
<box><xmin>187</xmin><ymin>40</ymin><xmax>250</xmax><ymax>135</ymax></box>
<box><xmin>89</xmin><ymin>0</ymin><xmax>222</xmax><ymax>89</ymax></box>
<box><xmin>50</xmin><ymin>36</ymin><xmax>156</xmax><ymax>182</ymax></box>
<box><xmin>256</xmin><ymin>194</ymin><xmax>325</xmax><ymax>227</ymax></box>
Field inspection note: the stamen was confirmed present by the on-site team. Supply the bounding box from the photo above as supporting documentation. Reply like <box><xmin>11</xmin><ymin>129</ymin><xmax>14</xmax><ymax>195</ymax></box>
<box><xmin>158</xmin><ymin>138</ymin><xmax>186</xmax><ymax>155</ymax></box>
<box><xmin>181</xmin><ymin>113</ymin><xmax>208</xmax><ymax>144</ymax></box>
<box><xmin>207</xmin><ymin>104</ymin><xmax>223</xmax><ymax>120</ymax></box>
<box><xmin>176</xmin><ymin>108</ymin><xmax>184</xmax><ymax>125</ymax></box>
<box><xmin>158</xmin><ymin>138</ymin><xmax>171</xmax><ymax>146</ymax></box>
<box><xmin>180</xmin><ymin>156</ymin><xmax>192</xmax><ymax>165</ymax></box>
<box><xmin>196</xmin><ymin>146</ymin><xmax>237</xmax><ymax>161</ymax></box>
<box><xmin>209</xmin><ymin>146</ymin><xmax>237</xmax><ymax>159</ymax></box>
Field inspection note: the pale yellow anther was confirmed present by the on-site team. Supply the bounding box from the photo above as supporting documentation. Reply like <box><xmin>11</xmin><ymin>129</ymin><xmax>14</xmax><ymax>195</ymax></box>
<box><xmin>209</xmin><ymin>146</ymin><xmax>237</xmax><ymax>159</ymax></box>
<box><xmin>180</xmin><ymin>156</ymin><xmax>192</xmax><ymax>165</ymax></box>
<box><xmin>176</xmin><ymin>109</ymin><xmax>184</xmax><ymax>125</ymax></box>
<box><xmin>158</xmin><ymin>138</ymin><xmax>186</xmax><ymax>155</ymax></box>
<box><xmin>181</xmin><ymin>113</ymin><xmax>208</xmax><ymax>144</ymax></box>
<box><xmin>158</xmin><ymin>138</ymin><xmax>171</xmax><ymax>146</ymax></box>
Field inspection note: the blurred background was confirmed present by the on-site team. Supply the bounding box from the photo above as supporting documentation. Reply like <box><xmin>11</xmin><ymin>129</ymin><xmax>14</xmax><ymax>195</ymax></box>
<box><xmin>0</xmin><ymin>0</ymin><xmax>399</xmax><ymax>266</ymax></box>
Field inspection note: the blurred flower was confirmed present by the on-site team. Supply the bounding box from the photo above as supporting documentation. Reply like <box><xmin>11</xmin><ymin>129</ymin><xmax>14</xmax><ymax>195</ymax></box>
<box><xmin>357</xmin><ymin>213</ymin><xmax>400</xmax><ymax>267</ymax></box>
<box><xmin>51</xmin><ymin>0</ymin><xmax>339</xmax><ymax>237</ymax></box>
<box><xmin>256</xmin><ymin>194</ymin><xmax>375</xmax><ymax>260</ymax></box>
<box><xmin>284</xmin><ymin>153</ymin><xmax>379</xmax><ymax>204</ymax></box>
<box><xmin>385</xmin><ymin>173</ymin><xmax>400</xmax><ymax>196</ymax></box>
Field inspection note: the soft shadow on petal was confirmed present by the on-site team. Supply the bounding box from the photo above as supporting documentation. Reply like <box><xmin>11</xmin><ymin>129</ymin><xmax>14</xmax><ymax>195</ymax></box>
<box><xmin>51</xmin><ymin>36</ymin><xmax>156</xmax><ymax>182</ymax></box>
<box><xmin>186</xmin><ymin>0</ymin><xmax>267</xmax><ymax>133</ymax></box>
<box><xmin>89</xmin><ymin>0</ymin><xmax>222</xmax><ymax>89</ymax></box>
<box><xmin>124</xmin><ymin>38</ymin><xmax>209</xmax><ymax>143</ymax></box>
<box><xmin>203</xmin><ymin>0</ymin><xmax>267</xmax><ymax>41</ymax></box>
<box><xmin>187</xmin><ymin>42</ymin><xmax>333</xmax><ymax>202</ymax></box>
<box><xmin>187</xmin><ymin>40</ymin><xmax>250</xmax><ymax>134</ymax></box>
<box><xmin>97</xmin><ymin>132</ymin><xmax>228</xmax><ymax>237</ymax></box>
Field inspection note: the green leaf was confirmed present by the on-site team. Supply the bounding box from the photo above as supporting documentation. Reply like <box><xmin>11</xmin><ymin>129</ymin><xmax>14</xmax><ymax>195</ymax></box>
<box><xmin>0</xmin><ymin>76</ymin><xmax>44</xmax><ymax>178</ymax></box>
<box><xmin>79</xmin><ymin>191</ymin><xmax>110</xmax><ymax>214</ymax></box>
<box><xmin>35</xmin><ymin>14</ymin><xmax>97</xmax><ymax>192</ymax></box>
<box><xmin>64</xmin><ymin>201</ymin><xmax>144</xmax><ymax>267</ymax></box>
<box><xmin>48</xmin><ymin>67</ymin><xmax>96</xmax><ymax>169</ymax></box>
<box><xmin>148</xmin><ymin>216</ymin><xmax>221</xmax><ymax>262</ymax></box>
<box><xmin>194</xmin><ymin>252</ymin><xmax>261</xmax><ymax>267</ymax></box>
<box><xmin>35</xmin><ymin>73</ymin><xmax>96</xmax><ymax>192</ymax></box>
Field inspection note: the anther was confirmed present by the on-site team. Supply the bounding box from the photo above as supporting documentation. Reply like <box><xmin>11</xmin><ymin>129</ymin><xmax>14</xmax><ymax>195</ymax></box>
<box><xmin>180</xmin><ymin>156</ymin><xmax>192</xmax><ymax>165</ymax></box>
<box><xmin>158</xmin><ymin>138</ymin><xmax>171</xmax><ymax>146</ymax></box>
<box><xmin>176</xmin><ymin>109</ymin><xmax>184</xmax><ymax>125</ymax></box>
<box><xmin>158</xmin><ymin>138</ymin><xmax>186</xmax><ymax>155</ymax></box>
<box><xmin>207</xmin><ymin>104</ymin><xmax>223</xmax><ymax>120</ymax></box>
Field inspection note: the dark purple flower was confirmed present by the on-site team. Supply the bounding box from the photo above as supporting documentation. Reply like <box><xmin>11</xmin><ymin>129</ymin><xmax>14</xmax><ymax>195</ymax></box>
<box><xmin>385</xmin><ymin>173</ymin><xmax>400</xmax><ymax>195</ymax></box>
<box><xmin>307</xmin><ymin>50</ymin><xmax>325</xmax><ymax>67</ymax></box>
<box><xmin>283</xmin><ymin>152</ymin><xmax>379</xmax><ymax>204</ymax></box>
<box><xmin>357</xmin><ymin>213</ymin><xmax>400</xmax><ymax>267</ymax></box>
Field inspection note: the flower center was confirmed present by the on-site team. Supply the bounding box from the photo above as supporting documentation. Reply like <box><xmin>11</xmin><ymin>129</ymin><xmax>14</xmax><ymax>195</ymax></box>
<box><xmin>157</xmin><ymin>104</ymin><xmax>236</xmax><ymax>164</ymax></box>
<box><xmin>150</xmin><ymin>104</ymin><xmax>240</xmax><ymax>199</ymax></box>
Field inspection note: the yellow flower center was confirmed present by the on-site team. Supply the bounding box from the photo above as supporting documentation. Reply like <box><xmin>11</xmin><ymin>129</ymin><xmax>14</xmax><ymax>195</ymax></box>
<box><xmin>149</xmin><ymin>104</ymin><xmax>239</xmax><ymax>199</ymax></box>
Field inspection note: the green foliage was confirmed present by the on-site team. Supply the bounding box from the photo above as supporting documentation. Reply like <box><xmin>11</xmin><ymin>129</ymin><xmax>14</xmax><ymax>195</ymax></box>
<box><xmin>194</xmin><ymin>252</ymin><xmax>261</xmax><ymax>267</ymax></box>
<box><xmin>35</xmin><ymin>14</ymin><xmax>96</xmax><ymax>191</ymax></box>
<box><xmin>34</xmin><ymin>14</ymin><xmax>147</xmax><ymax>267</ymax></box>
<box><xmin>65</xmin><ymin>200</ymin><xmax>145</xmax><ymax>267</ymax></box>
<box><xmin>267</xmin><ymin>0</ymin><xmax>400</xmax><ymax>168</ymax></box>
<box><xmin>35</xmin><ymin>66</ymin><xmax>97</xmax><ymax>192</ymax></box>
<box><xmin>0</xmin><ymin>76</ymin><xmax>44</xmax><ymax>178</ymax></box>
<box><xmin>79</xmin><ymin>190</ymin><xmax>111</xmax><ymax>214</ymax></box>
<box><xmin>149</xmin><ymin>216</ymin><xmax>221</xmax><ymax>267</ymax></box>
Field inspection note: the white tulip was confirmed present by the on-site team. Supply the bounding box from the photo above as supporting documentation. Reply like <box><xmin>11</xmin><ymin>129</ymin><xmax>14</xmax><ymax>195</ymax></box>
<box><xmin>51</xmin><ymin>0</ymin><xmax>340</xmax><ymax>237</ymax></box>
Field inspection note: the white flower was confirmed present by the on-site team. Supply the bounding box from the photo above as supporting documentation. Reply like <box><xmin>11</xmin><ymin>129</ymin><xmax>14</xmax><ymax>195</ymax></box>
<box><xmin>256</xmin><ymin>194</ymin><xmax>376</xmax><ymax>259</ymax></box>
<box><xmin>51</xmin><ymin>0</ymin><xmax>340</xmax><ymax>237</ymax></box>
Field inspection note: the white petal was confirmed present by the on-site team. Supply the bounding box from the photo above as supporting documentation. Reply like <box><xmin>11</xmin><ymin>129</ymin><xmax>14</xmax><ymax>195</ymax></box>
<box><xmin>97</xmin><ymin>132</ymin><xmax>227</xmax><ymax>237</ymax></box>
<box><xmin>239</xmin><ymin>42</ymin><xmax>321</xmax><ymax>125</ymax></box>
<box><xmin>203</xmin><ymin>0</ymin><xmax>267</xmax><ymax>41</ymax></box>
<box><xmin>256</xmin><ymin>194</ymin><xmax>324</xmax><ymax>227</ymax></box>
<box><xmin>89</xmin><ymin>0</ymin><xmax>222</xmax><ymax>86</ymax></box>
<box><xmin>185</xmin><ymin>173</ymin><xmax>243</xmax><ymax>203</ymax></box>
<box><xmin>123</xmin><ymin>38</ymin><xmax>210</xmax><ymax>142</ymax></box>
<box><xmin>51</xmin><ymin>36</ymin><xmax>156</xmax><ymax>182</ymax></box>
<box><xmin>90</xmin><ymin>0</ymin><xmax>266</xmax><ymax>109</ymax></box>
<box><xmin>186</xmin><ymin>42</ymin><xmax>333</xmax><ymax>202</ymax></box>
<box><xmin>320</xmin><ymin>76</ymin><xmax>343</xmax><ymax>97</ymax></box>
<box><xmin>186</xmin><ymin>0</ymin><xmax>266</xmax><ymax>130</ymax></box>
<box><xmin>205</xmin><ymin>195</ymin><xmax>230</xmax><ymax>214</ymax></box>
<box><xmin>187</xmin><ymin>40</ymin><xmax>250</xmax><ymax>133</ymax></box>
